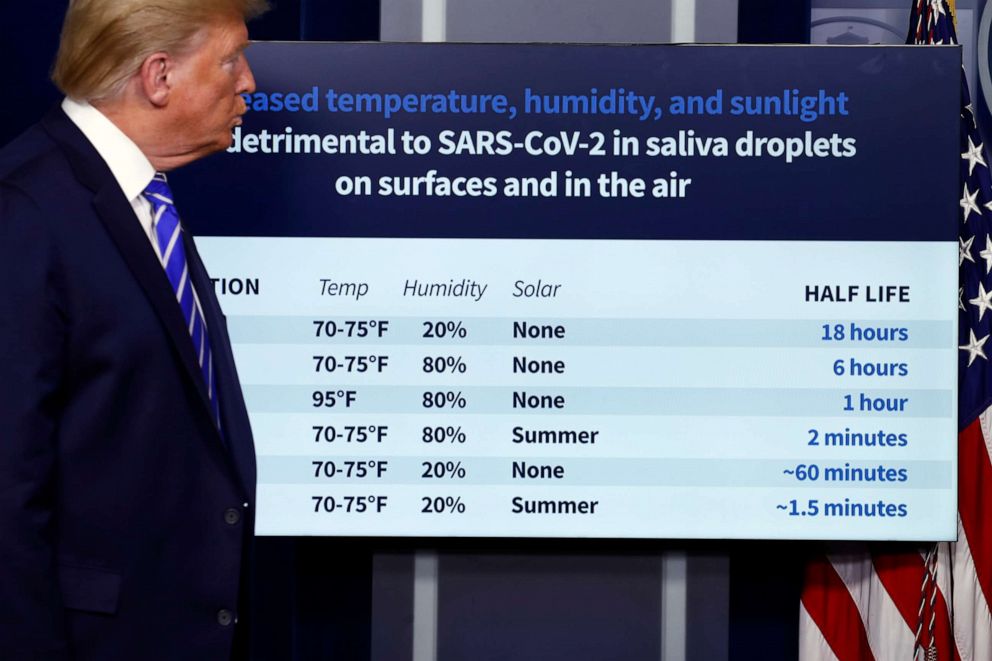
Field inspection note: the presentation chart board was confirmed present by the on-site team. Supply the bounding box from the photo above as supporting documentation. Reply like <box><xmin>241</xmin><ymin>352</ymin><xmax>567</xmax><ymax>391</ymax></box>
<box><xmin>179</xmin><ymin>43</ymin><xmax>961</xmax><ymax>539</ymax></box>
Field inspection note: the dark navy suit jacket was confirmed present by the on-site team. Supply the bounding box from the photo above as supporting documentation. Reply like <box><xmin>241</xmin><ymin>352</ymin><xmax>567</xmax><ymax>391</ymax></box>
<box><xmin>0</xmin><ymin>107</ymin><xmax>256</xmax><ymax>660</ymax></box>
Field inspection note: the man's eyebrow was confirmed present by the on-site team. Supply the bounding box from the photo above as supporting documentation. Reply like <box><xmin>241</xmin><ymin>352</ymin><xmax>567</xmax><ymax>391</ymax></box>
<box><xmin>225</xmin><ymin>41</ymin><xmax>251</xmax><ymax>60</ymax></box>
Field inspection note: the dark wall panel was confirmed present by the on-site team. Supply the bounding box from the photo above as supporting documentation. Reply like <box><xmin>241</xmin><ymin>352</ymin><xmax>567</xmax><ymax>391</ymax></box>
<box><xmin>251</xmin><ymin>0</ymin><xmax>304</xmax><ymax>41</ymax></box>
<box><xmin>738</xmin><ymin>0</ymin><xmax>811</xmax><ymax>43</ymax></box>
<box><xmin>302</xmin><ymin>0</ymin><xmax>379</xmax><ymax>41</ymax></box>
<box><xmin>0</xmin><ymin>1</ymin><xmax>65</xmax><ymax>146</ymax></box>
<box><xmin>728</xmin><ymin>542</ymin><xmax>807</xmax><ymax>661</ymax></box>
<box><xmin>437</xmin><ymin>553</ymin><xmax>662</xmax><ymax>661</ymax></box>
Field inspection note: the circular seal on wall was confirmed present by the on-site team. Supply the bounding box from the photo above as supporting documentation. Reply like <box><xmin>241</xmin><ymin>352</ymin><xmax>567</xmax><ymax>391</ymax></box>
<box><xmin>979</xmin><ymin>0</ymin><xmax>992</xmax><ymax>121</ymax></box>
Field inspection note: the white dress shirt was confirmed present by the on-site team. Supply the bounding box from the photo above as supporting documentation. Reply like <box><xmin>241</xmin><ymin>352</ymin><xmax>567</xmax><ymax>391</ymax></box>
<box><xmin>62</xmin><ymin>97</ymin><xmax>160</xmax><ymax>247</ymax></box>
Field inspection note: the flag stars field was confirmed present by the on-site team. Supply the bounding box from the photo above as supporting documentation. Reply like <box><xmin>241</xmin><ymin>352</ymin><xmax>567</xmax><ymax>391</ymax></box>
<box><xmin>969</xmin><ymin>282</ymin><xmax>992</xmax><ymax>321</ymax></box>
<box><xmin>962</xmin><ymin>136</ymin><xmax>986</xmax><ymax>175</ymax></box>
<box><xmin>979</xmin><ymin>235</ymin><xmax>992</xmax><ymax>273</ymax></box>
<box><xmin>960</xmin><ymin>235</ymin><xmax>976</xmax><ymax>265</ymax></box>
<box><xmin>960</xmin><ymin>329</ymin><xmax>989</xmax><ymax>367</ymax></box>
<box><xmin>961</xmin><ymin>183</ymin><xmax>981</xmax><ymax>221</ymax></box>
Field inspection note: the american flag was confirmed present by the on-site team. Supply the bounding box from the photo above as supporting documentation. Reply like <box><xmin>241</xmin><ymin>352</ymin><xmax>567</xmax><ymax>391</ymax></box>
<box><xmin>799</xmin><ymin>1</ymin><xmax>992</xmax><ymax>659</ymax></box>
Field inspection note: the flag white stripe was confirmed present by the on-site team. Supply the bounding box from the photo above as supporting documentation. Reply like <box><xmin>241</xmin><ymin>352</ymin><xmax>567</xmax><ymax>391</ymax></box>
<box><xmin>799</xmin><ymin>604</ymin><xmax>841</xmax><ymax>661</ymax></box>
<box><xmin>936</xmin><ymin>542</ymin><xmax>955</xmax><ymax>651</ymax></box>
<box><xmin>970</xmin><ymin>420</ymin><xmax>992</xmax><ymax>660</ymax></box>
<box><xmin>979</xmin><ymin>407</ymin><xmax>992</xmax><ymax>460</ymax></box>
<box><xmin>953</xmin><ymin>518</ymin><xmax>992</xmax><ymax>661</ymax></box>
<box><xmin>828</xmin><ymin>550</ymin><xmax>916</xmax><ymax>660</ymax></box>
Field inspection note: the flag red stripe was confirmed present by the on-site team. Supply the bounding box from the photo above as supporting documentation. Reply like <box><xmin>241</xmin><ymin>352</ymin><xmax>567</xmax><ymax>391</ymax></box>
<box><xmin>801</xmin><ymin>556</ymin><xmax>875</xmax><ymax>661</ymax></box>
<box><xmin>958</xmin><ymin>419</ymin><xmax>992</xmax><ymax>611</ymax></box>
<box><xmin>871</xmin><ymin>553</ymin><xmax>960</xmax><ymax>661</ymax></box>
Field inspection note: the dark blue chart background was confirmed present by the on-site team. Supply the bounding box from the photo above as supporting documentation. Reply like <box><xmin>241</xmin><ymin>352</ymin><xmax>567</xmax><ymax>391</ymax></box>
<box><xmin>176</xmin><ymin>43</ymin><xmax>960</xmax><ymax>242</ymax></box>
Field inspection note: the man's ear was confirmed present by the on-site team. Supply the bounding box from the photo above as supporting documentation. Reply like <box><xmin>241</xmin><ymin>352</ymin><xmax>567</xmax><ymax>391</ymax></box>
<box><xmin>138</xmin><ymin>52</ymin><xmax>173</xmax><ymax>107</ymax></box>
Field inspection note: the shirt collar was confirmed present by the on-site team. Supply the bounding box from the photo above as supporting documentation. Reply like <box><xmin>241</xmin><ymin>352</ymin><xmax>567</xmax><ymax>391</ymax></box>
<box><xmin>61</xmin><ymin>97</ymin><xmax>157</xmax><ymax>202</ymax></box>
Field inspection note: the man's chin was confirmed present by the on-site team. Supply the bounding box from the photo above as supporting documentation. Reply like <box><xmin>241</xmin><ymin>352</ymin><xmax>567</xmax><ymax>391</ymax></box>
<box><xmin>216</xmin><ymin>130</ymin><xmax>236</xmax><ymax>151</ymax></box>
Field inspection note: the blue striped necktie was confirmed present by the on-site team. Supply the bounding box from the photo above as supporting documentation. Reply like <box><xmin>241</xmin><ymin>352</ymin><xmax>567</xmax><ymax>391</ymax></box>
<box><xmin>142</xmin><ymin>173</ymin><xmax>221</xmax><ymax>429</ymax></box>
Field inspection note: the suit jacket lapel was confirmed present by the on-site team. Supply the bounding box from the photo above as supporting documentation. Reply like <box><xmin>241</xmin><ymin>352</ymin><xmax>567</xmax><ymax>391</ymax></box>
<box><xmin>183</xmin><ymin>232</ymin><xmax>257</xmax><ymax>500</ymax></box>
<box><xmin>40</xmin><ymin>107</ymin><xmax>219</xmax><ymax>437</ymax></box>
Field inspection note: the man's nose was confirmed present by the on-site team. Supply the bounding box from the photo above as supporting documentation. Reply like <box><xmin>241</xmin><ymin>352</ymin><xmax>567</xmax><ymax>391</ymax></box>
<box><xmin>238</xmin><ymin>56</ymin><xmax>256</xmax><ymax>95</ymax></box>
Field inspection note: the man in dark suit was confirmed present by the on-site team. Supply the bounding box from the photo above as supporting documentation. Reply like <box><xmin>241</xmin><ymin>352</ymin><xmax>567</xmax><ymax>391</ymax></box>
<box><xmin>0</xmin><ymin>1</ymin><xmax>268</xmax><ymax>658</ymax></box>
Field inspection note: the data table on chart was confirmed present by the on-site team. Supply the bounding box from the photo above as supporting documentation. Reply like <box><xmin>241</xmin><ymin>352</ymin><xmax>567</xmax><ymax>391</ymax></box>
<box><xmin>197</xmin><ymin>236</ymin><xmax>958</xmax><ymax>540</ymax></box>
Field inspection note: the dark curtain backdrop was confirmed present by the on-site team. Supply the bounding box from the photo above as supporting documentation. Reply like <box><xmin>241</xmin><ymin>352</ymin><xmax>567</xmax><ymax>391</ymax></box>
<box><xmin>0</xmin><ymin>2</ymin><xmax>812</xmax><ymax>659</ymax></box>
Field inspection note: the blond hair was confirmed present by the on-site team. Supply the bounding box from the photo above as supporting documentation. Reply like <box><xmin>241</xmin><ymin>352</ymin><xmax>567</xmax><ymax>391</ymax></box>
<box><xmin>53</xmin><ymin>0</ymin><xmax>269</xmax><ymax>102</ymax></box>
